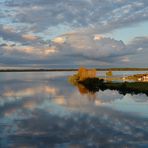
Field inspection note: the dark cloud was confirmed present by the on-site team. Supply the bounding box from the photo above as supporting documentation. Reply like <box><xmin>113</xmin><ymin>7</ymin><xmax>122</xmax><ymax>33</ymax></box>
<box><xmin>127</xmin><ymin>36</ymin><xmax>148</xmax><ymax>50</ymax></box>
<box><xmin>125</xmin><ymin>37</ymin><xmax>148</xmax><ymax>67</ymax></box>
<box><xmin>0</xmin><ymin>25</ymin><xmax>24</xmax><ymax>42</ymax></box>
<box><xmin>0</xmin><ymin>25</ymin><xmax>41</xmax><ymax>45</ymax></box>
<box><xmin>0</xmin><ymin>43</ymin><xmax>8</xmax><ymax>47</ymax></box>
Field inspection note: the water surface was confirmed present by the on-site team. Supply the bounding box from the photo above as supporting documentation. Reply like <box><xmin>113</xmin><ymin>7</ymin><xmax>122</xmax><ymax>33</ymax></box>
<box><xmin>0</xmin><ymin>72</ymin><xmax>148</xmax><ymax>147</ymax></box>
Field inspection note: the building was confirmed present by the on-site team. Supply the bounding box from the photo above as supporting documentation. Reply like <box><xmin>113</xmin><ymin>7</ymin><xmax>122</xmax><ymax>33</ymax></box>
<box><xmin>138</xmin><ymin>74</ymin><xmax>148</xmax><ymax>82</ymax></box>
<box><xmin>143</xmin><ymin>75</ymin><xmax>148</xmax><ymax>82</ymax></box>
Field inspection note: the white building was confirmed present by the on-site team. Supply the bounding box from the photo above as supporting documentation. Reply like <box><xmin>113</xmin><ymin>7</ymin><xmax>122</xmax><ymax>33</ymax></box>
<box><xmin>143</xmin><ymin>75</ymin><xmax>148</xmax><ymax>82</ymax></box>
<box><xmin>138</xmin><ymin>74</ymin><xmax>148</xmax><ymax>82</ymax></box>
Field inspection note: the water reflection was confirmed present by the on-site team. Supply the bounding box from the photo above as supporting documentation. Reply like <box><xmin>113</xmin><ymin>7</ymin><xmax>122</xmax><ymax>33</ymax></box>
<box><xmin>0</xmin><ymin>72</ymin><xmax>148</xmax><ymax>147</ymax></box>
<box><xmin>77</xmin><ymin>84</ymin><xmax>96</xmax><ymax>102</ymax></box>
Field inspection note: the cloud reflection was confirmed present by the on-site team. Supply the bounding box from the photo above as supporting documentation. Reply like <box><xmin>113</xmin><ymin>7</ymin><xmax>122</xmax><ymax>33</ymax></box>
<box><xmin>0</xmin><ymin>72</ymin><xmax>148</xmax><ymax>147</ymax></box>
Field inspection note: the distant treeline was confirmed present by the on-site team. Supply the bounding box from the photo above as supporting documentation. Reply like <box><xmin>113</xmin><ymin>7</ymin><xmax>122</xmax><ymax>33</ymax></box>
<box><xmin>0</xmin><ymin>69</ymin><xmax>77</xmax><ymax>72</ymax></box>
<box><xmin>0</xmin><ymin>68</ymin><xmax>148</xmax><ymax>72</ymax></box>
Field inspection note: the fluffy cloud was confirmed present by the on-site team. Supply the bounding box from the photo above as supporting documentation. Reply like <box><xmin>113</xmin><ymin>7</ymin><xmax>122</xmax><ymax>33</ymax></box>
<box><xmin>51</xmin><ymin>32</ymin><xmax>129</xmax><ymax>60</ymax></box>
<box><xmin>50</xmin><ymin>32</ymin><xmax>147</xmax><ymax>67</ymax></box>
<box><xmin>1</xmin><ymin>31</ymin><xmax>148</xmax><ymax>67</ymax></box>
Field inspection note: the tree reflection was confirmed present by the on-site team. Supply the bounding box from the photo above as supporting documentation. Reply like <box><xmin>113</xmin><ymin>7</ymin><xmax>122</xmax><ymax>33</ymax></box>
<box><xmin>68</xmin><ymin>77</ymin><xmax>98</xmax><ymax>101</ymax></box>
<box><xmin>77</xmin><ymin>84</ymin><xmax>96</xmax><ymax>101</ymax></box>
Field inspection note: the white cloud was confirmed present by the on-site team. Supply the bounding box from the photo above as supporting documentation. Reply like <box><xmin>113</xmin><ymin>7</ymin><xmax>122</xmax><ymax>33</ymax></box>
<box><xmin>93</xmin><ymin>34</ymin><xmax>103</xmax><ymax>41</ymax></box>
<box><xmin>51</xmin><ymin>32</ymin><xmax>127</xmax><ymax>60</ymax></box>
<box><xmin>52</xmin><ymin>37</ymin><xmax>65</xmax><ymax>44</ymax></box>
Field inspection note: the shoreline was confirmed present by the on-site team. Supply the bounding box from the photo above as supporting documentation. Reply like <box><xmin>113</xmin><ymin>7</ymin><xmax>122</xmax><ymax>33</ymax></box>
<box><xmin>79</xmin><ymin>78</ymin><xmax>148</xmax><ymax>96</ymax></box>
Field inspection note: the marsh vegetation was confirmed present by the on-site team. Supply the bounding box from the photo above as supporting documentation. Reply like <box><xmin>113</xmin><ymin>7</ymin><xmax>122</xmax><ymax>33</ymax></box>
<box><xmin>79</xmin><ymin>78</ymin><xmax>148</xmax><ymax>96</ymax></box>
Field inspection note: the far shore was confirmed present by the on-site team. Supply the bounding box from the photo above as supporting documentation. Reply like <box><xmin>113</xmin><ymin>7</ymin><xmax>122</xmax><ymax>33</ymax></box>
<box><xmin>0</xmin><ymin>68</ymin><xmax>148</xmax><ymax>72</ymax></box>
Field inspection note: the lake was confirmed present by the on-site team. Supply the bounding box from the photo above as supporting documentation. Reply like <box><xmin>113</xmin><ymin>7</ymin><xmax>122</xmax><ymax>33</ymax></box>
<box><xmin>0</xmin><ymin>71</ymin><xmax>148</xmax><ymax>147</ymax></box>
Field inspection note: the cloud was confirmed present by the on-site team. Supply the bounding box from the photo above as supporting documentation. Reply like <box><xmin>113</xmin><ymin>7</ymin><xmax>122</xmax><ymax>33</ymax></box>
<box><xmin>0</xmin><ymin>0</ymin><xmax>148</xmax><ymax>67</ymax></box>
<box><xmin>0</xmin><ymin>28</ymin><xmax>147</xmax><ymax>68</ymax></box>
<box><xmin>124</xmin><ymin>36</ymin><xmax>148</xmax><ymax>67</ymax></box>
<box><xmin>94</xmin><ymin>34</ymin><xmax>104</xmax><ymax>41</ymax></box>
<box><xmin>0</xmin><ymin>25</ymin><xmax>40</xmax><ymax>44</ymax></box>
<box><xmin>1</xmin><ymin>43</ymin><xmax>57</xmax><ymax>58</ymax></box>
<box><xmin>22</xmin><ymin>34</ymin><xmax>39</xmax><ymax>41</ymax></box>
<box><xmin>127</xmin><ymin>36</ymin><xmax>148</xmax><ymax>51</ymax></box>
<box><xmin>52</xmin><ymin>37</ymin><xmax>65</xmax><ymax>44</ymax></box>
<box><xmin>51</xmin><ymin>32</ymin><xmax>128</xmax><ymax>60</ymax></box>
<box><xmin>0</xmin><ymin>25</ymin><xmax>24</xmax><ymax>42</ymax></box>
<box><xmin>49</xmin><ymin>32</ymin><xmax>148</xmax><ymax>67</ymax></box>
<box><xmin>2</xmin><ymin>0</ymin><xmax>148</xmax><ymax>34</ymax></box>
<box><xmin>120</xmin><ymin>56</ymin><xmax>130</xmax><ymax>63</ymax></box>
<box><xmin>1</xmin><ymin>29</ymin><xmax>147</xmax><ymax>68</ymax></box>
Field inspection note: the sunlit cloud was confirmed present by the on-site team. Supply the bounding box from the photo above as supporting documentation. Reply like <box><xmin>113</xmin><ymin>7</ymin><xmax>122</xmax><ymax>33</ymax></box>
<box><xmin>51</xmin><ymin>31</ymin><xmax>127</xmax><ymax>59</ymax></box>
<box><xmin>93</xmin><ymin>34</ymin><xmax>103</xmax><ymax>41</ymax></box>
<box><xmin>52</xmin><ymin>37</ymin><xmax>65</xmax><ymax>44</ymax></box>
<box><xmin>2</xmin><ymin>43</ymin><xmax>57</xmax><ymax>58</ymax></box>
<box><xmin>22</xmin><ymin>34</ymin><xmax>39</xmax><ymax>41</ymax></box>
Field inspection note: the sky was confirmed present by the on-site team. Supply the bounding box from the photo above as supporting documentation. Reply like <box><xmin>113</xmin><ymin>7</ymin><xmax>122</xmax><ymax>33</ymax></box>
<box><xmin>0</xmin><ymin>0</ymin><xmax>148</xmax><ymax>68</ymax></box>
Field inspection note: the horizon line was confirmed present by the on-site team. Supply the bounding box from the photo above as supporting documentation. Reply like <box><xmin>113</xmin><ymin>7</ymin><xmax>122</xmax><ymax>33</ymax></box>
<box><xmin>0</xmin><ymin>67</ymin><xmax>148</xmax><ymax>72</ymax></box>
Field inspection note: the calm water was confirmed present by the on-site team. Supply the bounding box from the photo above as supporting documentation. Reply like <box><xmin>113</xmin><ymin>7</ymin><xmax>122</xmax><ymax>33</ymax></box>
<box><xmin>0</xmin><ymin>71</ymin><xmax>148</xmax><ymax>148</ymax></box>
